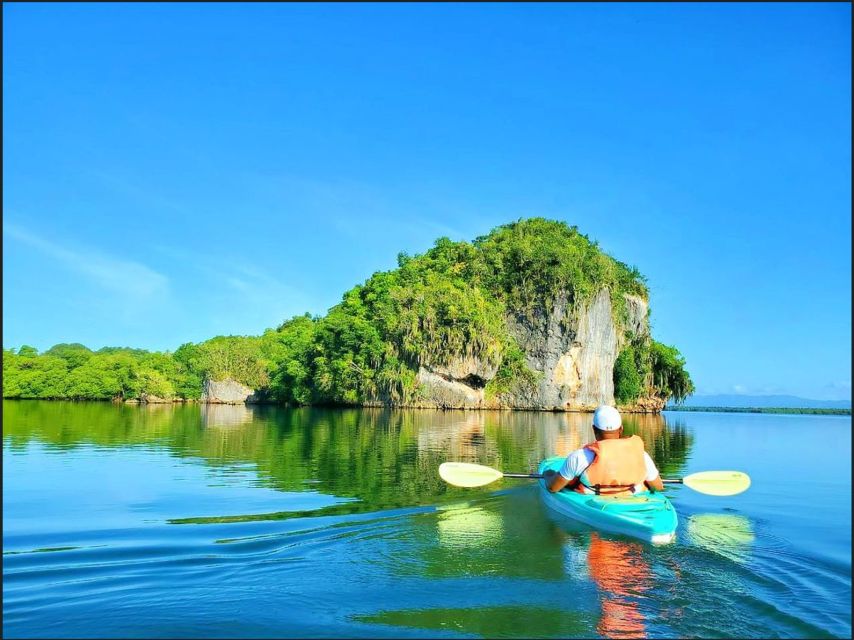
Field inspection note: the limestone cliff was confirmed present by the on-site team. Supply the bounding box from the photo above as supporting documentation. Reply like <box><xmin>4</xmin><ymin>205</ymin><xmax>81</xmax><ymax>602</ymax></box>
<box><xmin>201</xmin><ymin>378</ymin><xmax>260</xmax><ymax>404</ymax></box>
<box><xmin>404</xmin><ymin>288</ymin><xmax>655</xmax><ymax>411</ymax></box>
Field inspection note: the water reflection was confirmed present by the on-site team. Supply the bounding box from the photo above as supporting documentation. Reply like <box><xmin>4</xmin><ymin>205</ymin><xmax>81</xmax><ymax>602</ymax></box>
<box><xmin>542</xmin><ymin>502</ymin><xmax>657</xmax><ymax>638</ymax></box>
<box><xmin>687</xmin><ymin>513</ymin><xmax>755</xmax><ymax>564</ymax></box>
<box><xmin>354</xmin><ymin>605</ymin><xmax>592</xmax><ymax>638</ymax></box>
<box><xmin>587</xmin><ymin>533</ymin><xmax>651</xmax><ymax>639</ymax></box>
<box><xmin>418</xmin><ymin>490</ymin><xmax>565</xmax><ymax>580</ymax></box>
<box><xmin>2</xmin><ymin>401</ymin><xmax>694</xmax><ymax>520</ymax></box>
<box><xmin>435</xmin><ymin>502</ymin><xmax>503</xmax><ymax>548</ymax></box>
<box><xmin>200</xmin><ymin>403</ymin><xmax>257</xmax><ymax>428</ymax></box>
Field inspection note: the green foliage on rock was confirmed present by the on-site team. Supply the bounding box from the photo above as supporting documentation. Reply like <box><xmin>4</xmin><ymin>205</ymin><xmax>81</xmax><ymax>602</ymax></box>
<box><xmin>473</xmin><ymin>218</ymin><xmax>648</xmax><ymax>319</ymax></box>
<box><xmin>172</xmin><ymin>336</ymin><xmax>270</xmax><ymax>391</ymax></box>
<box><xmin>614</xmin><ymin>346</ymin><xmax>643</xmax><ymax>404</ymax></box>
<box><xmin>484</xmin><ymin>340</ymin><xmax>540</xmax><ymax>400</ymax></box>
<box><xmin>649</xmin><ymin>341</ymin><xmax>695</xmax><ymax>404</ymax></box>
<box><xmin>613</xmin><ymin>337</ymin><xmax>694</xmax><ymax>405</ymax></box>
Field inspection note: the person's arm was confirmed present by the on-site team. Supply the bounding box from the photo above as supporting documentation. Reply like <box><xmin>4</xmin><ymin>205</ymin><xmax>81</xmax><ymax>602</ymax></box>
<box><xmin>544</xmin><ymin>454</ymin><xmax>577</xmax><ymax>493</ymax></box>
<box><xmin>645</xmin><ymin>475</ymin><xmax>665</xmax><ymax>492</ymax></box>
<box><xmin>544</xmin><ymin>469</ymin><xmax>572</xmax><ymax>493</ymax></box>
<box><xmin>642</xmin><ymin>452</ymin><xmax>664</xmax><ymax>492</ymax></box>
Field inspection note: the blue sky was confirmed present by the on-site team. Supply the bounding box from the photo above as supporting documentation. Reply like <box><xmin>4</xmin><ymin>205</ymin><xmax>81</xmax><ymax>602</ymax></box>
<box><xmin>3</xmin><ymin>3</ymin><xmax>851</xmax><ymax>400</ymax></box>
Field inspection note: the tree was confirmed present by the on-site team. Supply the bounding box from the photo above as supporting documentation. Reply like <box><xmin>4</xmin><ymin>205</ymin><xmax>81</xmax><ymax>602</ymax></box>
<box><xmin>17</xmin><ymin>345</ymin><xmax>39</xmax><ymax>358</ymax></box>
<box><xmin>650</xmin><ymin>341</ymin><xmax>695</xmax><ymax>404</ymax></box>
<box><xmin>614</xmin><ymin>347</ymin><xmax>643</xmax><ymax>403</ymax></box>
<box><xmin>265</xmin><ymin>315</ymin><xmax>318</xmax><ymax>405</ymax></box>
<box><xmin>45</xmin><ymin>343</ymin><xmax>94</xmax><ymax>369</ymax></box>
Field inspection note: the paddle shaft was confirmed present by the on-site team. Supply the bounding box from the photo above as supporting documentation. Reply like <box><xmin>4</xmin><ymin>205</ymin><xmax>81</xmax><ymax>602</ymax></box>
<box><xmin>501</xmin><ymin>472</ymin><xmax>684</xmax><ymax>483</ymax></box>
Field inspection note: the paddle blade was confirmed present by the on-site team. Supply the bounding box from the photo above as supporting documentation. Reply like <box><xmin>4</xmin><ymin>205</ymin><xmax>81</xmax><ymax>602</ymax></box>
<box><xmin>439</xmin><ymin>462</ymin><xmax>504</xmax><ymax>488</ymax></box>
<box><xmin>682</xmin><ymin>471</ymin><xmax>751</xmax><ymax>496</ymax></box>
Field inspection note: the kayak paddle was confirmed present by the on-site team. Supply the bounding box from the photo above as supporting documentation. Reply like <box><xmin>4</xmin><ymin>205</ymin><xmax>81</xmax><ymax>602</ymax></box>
<box><xmin>438</xmin><ymin>462</ymin><xmax>750</xmax><ymax>496</ymax></box>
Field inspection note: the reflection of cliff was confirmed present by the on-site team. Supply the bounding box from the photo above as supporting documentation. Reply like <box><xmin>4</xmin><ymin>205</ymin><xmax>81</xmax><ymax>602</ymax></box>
<box><xmin>200</xmin><ymin>404</ymin><xmax>257</xmax><ymax>428</ymax></box>
<box><xmin>2</xmin><ymin>402</ymin><xmax>692</xmax><ymax>515</ymax></box>
<box><xmin>414</xmin><ymin>411</ymin><xmax>490</xmax><ymax>460</ymax></box>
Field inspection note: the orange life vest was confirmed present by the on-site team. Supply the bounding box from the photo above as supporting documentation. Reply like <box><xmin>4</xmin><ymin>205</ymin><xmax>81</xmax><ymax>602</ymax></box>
<box><xmin>574</xmin><ymin>435</ymin><xmax>648</xmax><ymax>495</ymax></box>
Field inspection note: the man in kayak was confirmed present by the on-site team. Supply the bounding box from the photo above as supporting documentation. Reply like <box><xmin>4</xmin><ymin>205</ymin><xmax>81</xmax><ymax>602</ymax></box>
<box><xmin>544</xmin><ymin>405</ymin><xmax>665</xmax><ymax>495</ymax></box>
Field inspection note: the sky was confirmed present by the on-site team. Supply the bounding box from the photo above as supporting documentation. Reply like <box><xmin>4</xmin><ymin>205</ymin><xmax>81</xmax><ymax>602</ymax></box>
<box><xmin>3</xmin><ymin>3</ymin><xmax>851</xmax><ymax>401</ymax></box>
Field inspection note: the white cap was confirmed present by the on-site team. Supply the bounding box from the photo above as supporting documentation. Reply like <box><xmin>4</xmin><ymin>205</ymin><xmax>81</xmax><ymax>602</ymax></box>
<box><xmin>592</xmin><ymin>405</ymin><xmax>622</xmax><ymax>431</ymax></box>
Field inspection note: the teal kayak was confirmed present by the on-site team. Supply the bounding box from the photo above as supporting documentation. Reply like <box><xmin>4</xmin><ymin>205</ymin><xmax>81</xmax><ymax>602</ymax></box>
<box><xmin>538</xmin><ymin>456</ymin><xmax>678</xmax><ymax>545</ymax></box>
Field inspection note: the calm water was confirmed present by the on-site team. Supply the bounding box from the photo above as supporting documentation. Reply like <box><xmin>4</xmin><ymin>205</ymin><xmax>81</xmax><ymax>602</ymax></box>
<box><xmin>3</xmin><ymin>401</ymin><xmax>851</xmax><ymax>639</ymax></box>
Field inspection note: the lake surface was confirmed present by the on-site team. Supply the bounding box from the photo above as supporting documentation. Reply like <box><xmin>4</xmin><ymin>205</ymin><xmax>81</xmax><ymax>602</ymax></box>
<box><xmin>3</xmin><ymin>401</ymin><xmax>851</xmax><ymax>638</ymax></box>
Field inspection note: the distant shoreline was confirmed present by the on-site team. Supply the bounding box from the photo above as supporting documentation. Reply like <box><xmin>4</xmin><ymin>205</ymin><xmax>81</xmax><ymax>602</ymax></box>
<box><xmin>665</xmin><ymin>406</ymin><xmax>850</xmax><ymax>416</ymax></box>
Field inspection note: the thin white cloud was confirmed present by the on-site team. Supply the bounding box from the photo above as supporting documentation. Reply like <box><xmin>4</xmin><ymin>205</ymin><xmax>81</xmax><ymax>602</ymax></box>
<box><xmin>86</xmin><ymin>169</ymin><xmax>193</xmax><ymax>216</ymax></box>
<box><xmin>150</xmin><ymin>244</ymin><xmax>315</xmax><ymax>328</ymax></box>
<box><xmin>240</xmin><ymin>172</ymin><xmax>471</xmax><ymax>244</ymax></box>
<box><xmin>728</xmin><ymin>383</ymin><xmax>787</xmax><ymax>395</ymax></box>
<box><xmin>5</xmin><ymin>223</ymin><xmax>169</xmax><ymax>299</ymax></box>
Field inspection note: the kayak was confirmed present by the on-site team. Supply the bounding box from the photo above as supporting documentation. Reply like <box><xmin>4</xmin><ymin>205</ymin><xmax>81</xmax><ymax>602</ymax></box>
<box><xmin>538</xmin><ymin>456</ymin><xmax>678</xmax><ymax>545</ymax></box>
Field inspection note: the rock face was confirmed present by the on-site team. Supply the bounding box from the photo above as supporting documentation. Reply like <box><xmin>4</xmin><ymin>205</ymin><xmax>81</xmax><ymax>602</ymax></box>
<box><xmin>415</xmin><ymin>367</ymin><xmax>486</xmax><ymax>408</ymax></box>
<box><xmin>202</xmin><ymin>378</ymin><xmax>259</xmax><ymax>404</ymax></box>
<box><xmin>502</xmin><ymin>289</ymin><xmax>622</xmax><ymax>410</ymax></box>
<box><xmin>411</xmin><ymin>288</ymin><xmax>653</xmax><ymax>411</ymax></box>
<box><xmin>413</xmin><ymin>353</ymin><xmax>498</xmax><ymax>409</ymax></box>
<box><xmin>618</xmin><ymin>395</ymin><xmax>666</xmax><ymax>413</ymax></box>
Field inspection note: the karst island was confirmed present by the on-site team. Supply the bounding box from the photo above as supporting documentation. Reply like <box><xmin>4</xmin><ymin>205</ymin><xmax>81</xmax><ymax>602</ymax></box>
<box><xmin>3</xmin><ymin>218</ymin><xmax>693</xmax><ymax>411</ymax></box>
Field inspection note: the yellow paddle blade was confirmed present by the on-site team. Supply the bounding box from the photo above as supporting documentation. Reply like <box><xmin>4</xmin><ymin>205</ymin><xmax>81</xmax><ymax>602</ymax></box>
<box><xmin>439</xmin><ymin>462</ymin><xmax>504</xmax><ymax>488</ymax></box>
<box><xmin>682</xmin><ymin>471</ymin><xmax>751</xmax><ymax>496</ymax></box>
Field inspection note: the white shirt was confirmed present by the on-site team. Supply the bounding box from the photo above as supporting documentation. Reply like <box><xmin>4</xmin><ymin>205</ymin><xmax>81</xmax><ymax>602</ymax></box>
<box><xmin>558</xmin><ymin>447</ymin><xmax>660</xmax><ymax>494</ymax></box>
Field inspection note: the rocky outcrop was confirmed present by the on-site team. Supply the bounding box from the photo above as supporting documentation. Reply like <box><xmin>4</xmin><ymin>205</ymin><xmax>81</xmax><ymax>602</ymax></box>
<box><xmin>500</xmin><ymin>289</ymin><xmax>619</xmax><ymax>410</ymax></box>
<box><xmin>202</xmin><ymin>378</ymin><xmax>259</xmax><ymax>404</ymax></box>
<box><xmin>617</xmin><ymin>396</ymin><xmax>666</xmax><ymax>413</ymax></box>
<box><xmin>411</xmin><ymin>353</ymin><xmax>498</xmax><ymax>409</ymax></box>
<box><xmin>411</xmin><ymin>288</ymin><xmax>656</xmax><ymax>411</ymax></box>
<box><xmin>423</xmin><ymin>355</ymin><xmax>498</xmax><ymax>388</ymax></box>
<box><xmin>139</xmin><ymin>393</ymin><xmax>172</xmax><ymax>404</ymax></box>
<box><xmin>623</xmin><ymin>294</ymin><xmax>650</xmax><ymax>339</ymax></box>
<box><xmin>415</xmin><ymin>367</ymin><xmax>485</xmax><ymax>408</ymax></box>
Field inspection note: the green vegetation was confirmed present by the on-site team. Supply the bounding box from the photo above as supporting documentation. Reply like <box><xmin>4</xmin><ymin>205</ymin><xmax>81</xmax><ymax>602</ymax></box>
<box><xmin>2</xmin><ymin>339</ymin><xmax>263</xmax><ymax>401</ymax></box>
<box><xmin>613</xmin><ymin>344</ymin><xmax>644</xmax><ymax>404</ymax></box>
<box><xmin>3</xmin><ymin>218</ymin><xmax>693</xmax><ymax>406</ymax></box>
<box><xmin>613</xmin><ymin>337</ymin><xmax>695</xmax><ymax>405</ymax></box>
<box><xmin>665</xmin><ymin>406</ymin><xmax>850</xmax><ymax>416</ymax></box>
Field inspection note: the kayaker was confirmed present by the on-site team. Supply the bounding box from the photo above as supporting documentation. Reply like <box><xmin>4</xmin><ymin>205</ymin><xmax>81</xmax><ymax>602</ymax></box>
<box><xmin>544</xmin><ymin>405</ymin><xmax>665</xmax><ymax>495</ymax></box>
